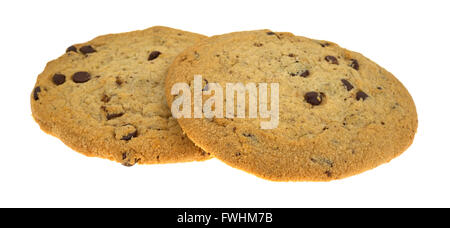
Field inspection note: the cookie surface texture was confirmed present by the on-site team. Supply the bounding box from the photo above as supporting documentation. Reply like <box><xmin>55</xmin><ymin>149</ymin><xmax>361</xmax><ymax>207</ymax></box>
<box><xmin>165</xmin><ymin>30</ymin><xmax>418</xmax><ymax>181</ymax></box>
<box><xmin>31</xmin><ymin>26</ymin><xmax>210</xmax><ymax>166</ymax></box>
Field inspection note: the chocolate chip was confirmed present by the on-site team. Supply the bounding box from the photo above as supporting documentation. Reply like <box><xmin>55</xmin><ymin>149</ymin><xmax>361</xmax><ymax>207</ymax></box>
<box><xmin>106</xmin><ymin>113</ymin><xmax>124</xmax><ymax>120</ymax></box>
<box><xmin>122</xmin><ymin>161</ymin><xmax>136</xmax><ymax>167</ymax></box>
<box><xmin>254</xmin><ymin>42</ymin><xmax>263</xmax><ymax>47</ymax></box>
<box><xmin>79</xmin><ymin>45</ymin><xmax>96</xmax><ymax>54</ymax></box>
<box><xmin>377</xmin><ymin>86</ymin><xmax>382</xmax><ymax>90</ymax></box>
<box><xmin>325</xmin><ymin>171</ymin><xmax>332</xmax><ymax>177</ymax></box>
<box><xmin>122</xmin><ymin>152</ymin><xmax>127</xmax><ymax>160</ymax></box>
<box><xmin>266</xmin><ymin>31</ymin><xmax>275</xmax><ymax>35</ymax></box>
<box><xmin>288</xmin><ymin>53</ymin><xmax>296</xmax><ymax>57</ymax></box>
<box><xmin>325</xmin><ymin>56</ymin><xmax>339</xmax><ymax>65</ymax></box>
<box><xmin>356</xmin><ymin>91</ymin><xmax>369</xmax><ymax>101</ymax></box>
<box><xmin>242</xmin><ymin>133</ymin><xmax>258</xmax><ymax>142</ymax></box>
<box><xmin>66</xmin><ymin>45</ymin><xmax>77</xmax><ymax>53</ymax></box>
<box><xmin>341</xmin><ymin>79</ymin><xmax>354</xmax><ymax>91</ymax></box>
<box><xmin>115</xmin><ymin>77</ymin><xmax>123</xmax><ymax>86</ymax></box>
<box><xmin>350</xmin><ymin>59</ymin><xmax>359</xmax><ymax>70</ymax></box>
<box><xmin>290</xmin><ymin>70</ymin><xmax>309</xmax><ymax>77</ymax></box>
<box><xmin>52</xmin><ymin>74</ymin><xmax>66</xmax><ymax>85</ymax></box>
<box><xmin>320</xmin><ymin>43</ymin><xmax>330</xmax><ymax>47</ymax></box>
<box><xmin>148</xmin><ymin>51</ymin><xmax>161</xmax><ymax>61</ymax></box>
<box><xmin>72</xmin><ymin>72</ymin><xmax>91</xmax><ymax>83</ymax></box>
<box><xmin>304</xmin><ymin>92</ymin><xmax>323</xmax><ymax>106</ymax></box>
<box><xmin>33</xmin><ymin>86</ymin><xmax>41</xmax><ymax>100</ymax></box>
<box><xmin>101</xmin><ymin>94</ymin><xmax>111</xmax><ymax>103</ymax></box>
<box><xmin>121</xmin><ymin>130</ymin><xmax>137</xmax><ymax>141</ymax></box>
<box><xmin>300</xmin><ymin>70</ymin><xmax>310</xmax><ymax>77</ymax></box>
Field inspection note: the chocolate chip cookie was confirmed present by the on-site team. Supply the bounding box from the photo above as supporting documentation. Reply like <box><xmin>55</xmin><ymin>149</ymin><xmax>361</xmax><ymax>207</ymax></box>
<box><xmin>31</xmin><ymin>26</ymin><xmax>210</xmax><ymax>166</ymax></box>
<box><xmin>165</xmin><ymin>30</ymin><xmax>418</xmax><ymax>181</ymax></box>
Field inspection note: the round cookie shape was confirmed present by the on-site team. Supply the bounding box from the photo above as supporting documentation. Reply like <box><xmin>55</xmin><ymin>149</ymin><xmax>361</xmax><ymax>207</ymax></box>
<box><xmin>165</xmin><ymin>30</ymin><xmax>418</xmax><ymax>181</ymax></box>
<box><xmin>31</xmin><ymin>26</ymin><xmax>210</xmax><ymax>166</ymax></box>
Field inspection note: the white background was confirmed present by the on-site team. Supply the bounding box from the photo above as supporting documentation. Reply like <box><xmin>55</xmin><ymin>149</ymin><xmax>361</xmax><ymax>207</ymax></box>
<box><xmin>0</xmin><ymin>0</ymin><xmax>449</xmax><ymax>208</ymax></box>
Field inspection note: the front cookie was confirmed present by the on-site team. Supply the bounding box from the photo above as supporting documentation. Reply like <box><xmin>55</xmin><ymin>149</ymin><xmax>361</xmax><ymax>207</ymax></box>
<box><xmin>31</xmin><ymin>26</ymin><xmax>210</xmax><ymax>166</ymax></box>
<box><xmin>165</xmin><ymin>30</ymin><xmax>418</xmax><ymax>181</ymax></box>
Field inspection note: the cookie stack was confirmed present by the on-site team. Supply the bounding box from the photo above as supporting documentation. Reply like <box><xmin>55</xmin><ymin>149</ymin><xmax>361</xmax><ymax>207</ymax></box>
<box><xmin>31</xmin><ymin>26</ymin><xmax>417</xmax><ymax>181</ymax></box>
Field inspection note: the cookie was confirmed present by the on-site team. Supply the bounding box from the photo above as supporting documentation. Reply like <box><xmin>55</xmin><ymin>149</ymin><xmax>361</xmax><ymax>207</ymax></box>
<box><xmin>31</xmin><ymin>26</ymin><xmax>210</xmax><ymax>166</ymax></box>
<box><xmin>165</xmin><ymin>30</ymin><xmax>418</xmax><ymax>181</ymax></box>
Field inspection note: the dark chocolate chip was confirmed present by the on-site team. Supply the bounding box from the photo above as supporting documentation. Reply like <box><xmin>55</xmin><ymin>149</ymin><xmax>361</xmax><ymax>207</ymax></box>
<box><xmin>320</xmin><ymin>43</ymin><xmax>330</xmax><ymax>47</ymax></box>
<box><xmin>290</xmin><ymin>70</ymin><xmax>309</xmax><ymax>77</ymax></box>
<box><xmin>325</xmin><ymin>56</ymin><xmax>339</xmax><ymax>65</ymax></box>
<box><xmin>52</xmin><ymin>74</ymin><xmax>66</xmax><ymax>85</ymax></box>
<box><xmin>79</xmin><ymin>45</ymin><xmax>96</xmax><ymax>54</ymax></box>
<box><xmin>254</xmin><ymin>42</ymin><xmax>263</xmax><ymax>47</ymax></box>
<box><xmin>122</xmin><ymin>155</ymin><xmax>140</xmax><ymax>167</ymax></box>
<box><xmin>288</xmin><ymin>53</ymin><xmax>296</xmax><ymax>57</ymax></box>
<box><xmin>72</xmin><ymin>72</ymin><xmax>91</xmax><ymax>83</ymax></box>
<box><xmin>122</xmin><ymin>162</ymin><xmax>135</xmax><ymax>167</ymax></box>
<box><xmin>106</xmin><ymin>113</ymin><xmax>124</xmax><ymax>120</ymax></box>
<box><xmin>300</xmin><ymin>70</ymin><xmax>310</xmax><ymax>77</ymax></box>
<box><xmin>148</xmin><ymin>51</ymin><xmax>161</xmax><ymax>61</ymax></box>
<box><xmin>66</xmin><ymin>45</ymin><xmax>77</xmax><ymax>53</ymax></box>
<box><xmin>304</xmin><ymin>92</ymin><xmax>323</xmax><ymax>106</ymax></box>
<box><xmin>350</xmin><ymin>59</ymin><xmax>359</xmax><ymax>70</ymax></box>
<box><xmin>377</xmin><ymin>86</ymin><xmax>382</xmax><ymax>90</ymax></box>
<box><xmin>341</xmin><ymin>79</ymin><xmax>354</xmax><ymax>91</ymax></box>
<box><xmin>325</xmin><ymin>171</ymin><xmax>332</xmax><ymax>177</ymax></box>
<box><xmin>115</xmin><ymin>77</ymin><xmax>123</xmax><ymax>86</ymax></box>
<box><xmin>121</xmin><ymin>130</ymin><xmax>137</xmax><ymax>141</ymax></box>
<box><xmin>356</xmin><ymin>91</ymin><xmax>369</xmax><ymax>101</ymax></box>
<box><xmin>266</xmin><ymin>31</ymin><xmax>275</xmax><ymax>35</ymax></box>
<box><xmin>33</xmin><ymin>86</ymin><xmax>41</xmax><ymax>100</ymax></box>
<box><xmin>101</xmin><ymin>94</ymin><xmax>111</xmax><ymax>103</ymax></box>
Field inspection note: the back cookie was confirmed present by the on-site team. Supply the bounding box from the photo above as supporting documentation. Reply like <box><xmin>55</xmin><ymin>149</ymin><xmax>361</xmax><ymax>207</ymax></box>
<box><xmin>31</xmin><ymin>26</ymin><xmax>210</xmax><ymax>166</ymax></box>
